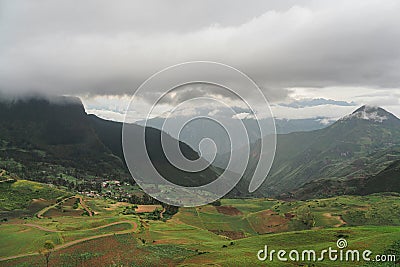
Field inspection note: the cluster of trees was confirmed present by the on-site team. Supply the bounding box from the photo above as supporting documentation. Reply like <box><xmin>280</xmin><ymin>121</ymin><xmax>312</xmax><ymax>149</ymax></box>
<box><xmin>127</xmin><ymin>194</ymin><xmax>159</xmax><ymax>205</ymax></box>
<box><xmin>125</xmin><ymin>194</ymin><xmax>179</xmax><ymax>219</ymax></box>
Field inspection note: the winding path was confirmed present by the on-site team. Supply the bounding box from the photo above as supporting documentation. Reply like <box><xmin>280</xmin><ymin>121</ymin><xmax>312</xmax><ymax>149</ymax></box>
<box><xmin>159</xmin><ymin>208</ymin><xmax>166</xmax><ymax>219</ymax></box>
<box><xmin>323</xmin><ymin>212</ymin><xmax>346</xmax><ymax>227</ymax></box>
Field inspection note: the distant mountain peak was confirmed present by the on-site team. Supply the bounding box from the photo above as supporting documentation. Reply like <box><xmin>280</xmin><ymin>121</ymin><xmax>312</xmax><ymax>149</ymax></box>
<box><xmin>352</xmin><ymin>105</ymin><xmax>379</xmax><ymax>113</ymax></box>
<box><xmin>341</xmin><ymin>105</ymin><xmax>390</xmax><ymax>123</ymax></box>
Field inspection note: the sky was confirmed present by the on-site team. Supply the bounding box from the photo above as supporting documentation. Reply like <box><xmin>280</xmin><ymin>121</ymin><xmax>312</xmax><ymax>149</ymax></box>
<box><xmin>1</xmin><ymin>0</ymin><xmax>400</xmax><ymax>122</ymax></box>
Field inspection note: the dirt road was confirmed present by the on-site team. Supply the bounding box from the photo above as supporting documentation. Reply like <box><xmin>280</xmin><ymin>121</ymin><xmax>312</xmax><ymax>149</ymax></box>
<box><xmin>77</xmin><ymin>196</ymin><xmax>93</xmax><ymax>217</ymax></box>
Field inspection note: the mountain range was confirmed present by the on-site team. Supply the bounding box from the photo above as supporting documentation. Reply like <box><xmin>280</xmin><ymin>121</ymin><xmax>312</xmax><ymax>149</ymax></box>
<box><xmin>0</xmin><ymin>96</ymin><xmax>398</xmax><ymax>200</ymax></box>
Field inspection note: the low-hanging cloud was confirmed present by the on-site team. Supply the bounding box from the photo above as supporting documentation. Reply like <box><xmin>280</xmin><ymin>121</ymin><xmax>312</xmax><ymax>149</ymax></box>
<box><xmin>0</xmin><ymin>0</ymin><xmax>399</xmax><ymax>104</ymax></box>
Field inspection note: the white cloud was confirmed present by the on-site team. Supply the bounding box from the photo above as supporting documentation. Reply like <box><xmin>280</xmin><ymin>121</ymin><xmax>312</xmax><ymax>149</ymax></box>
<box><xmin>1</xmin><ymin>0</ymin><xmax>399</xmax><ymax>122</ymax></box>
<box><xmin>270</xmin><ymin>104</ymin><xmax>358</xmax><ymax>120</ymax></box>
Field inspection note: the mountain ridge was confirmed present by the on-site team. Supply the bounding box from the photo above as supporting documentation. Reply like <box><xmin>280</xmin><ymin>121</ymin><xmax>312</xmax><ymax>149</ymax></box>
<box><xmin>0</xmin><ymin>96</ymin><xmax>220</xmax><ymax>188</ymax></box>
<box><xmin>285</xmin><ymin>158</ymin><xmax>400</xmax><ymax>200</ymax></box>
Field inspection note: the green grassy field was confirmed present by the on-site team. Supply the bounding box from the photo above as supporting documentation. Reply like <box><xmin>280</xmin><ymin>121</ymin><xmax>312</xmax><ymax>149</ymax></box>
<box><xmin>0</xmin><ymin>224</ymin><xmax>62</xmax><ymax>256</ymax></box>
<box><xmin>0</xmin><ymin>181</ymin><xmax>399</xmax><ymax>266</ymax></box>
<box><xmin>3</xmin><ymin>221</ymin><xmax>398</xmax><ymax>266</ymax></box>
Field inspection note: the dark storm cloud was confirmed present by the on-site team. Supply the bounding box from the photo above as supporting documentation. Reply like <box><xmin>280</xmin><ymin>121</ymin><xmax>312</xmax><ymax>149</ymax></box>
<box><xmin>0</xmin><ymin>0</ymin><xmax>399</xmax><ymax>103</ymax></box>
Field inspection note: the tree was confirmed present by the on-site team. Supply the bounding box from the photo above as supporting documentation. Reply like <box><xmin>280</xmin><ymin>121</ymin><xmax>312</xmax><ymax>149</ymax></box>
<box><xmin>210</xmin><ymin>200</ymin><xmax>221</xmax><ymax>206</ymax></box>
<box><xmin>39</xmin><ymin>240</ymin><xmax>55</xmax><ymax>267</ymax></box>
